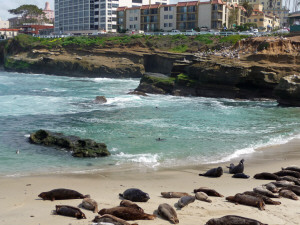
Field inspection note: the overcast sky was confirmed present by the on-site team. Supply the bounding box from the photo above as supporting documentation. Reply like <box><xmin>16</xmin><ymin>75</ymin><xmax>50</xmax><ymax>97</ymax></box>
<box><xmin>0</xmin><ymin>0</ymin><xmax>296</xmax><ymax>21</ymax></box>
<box><xmin>0</xmin><ymin>0</ymin><xmax>54</xmax><ymax>20</ymax></box>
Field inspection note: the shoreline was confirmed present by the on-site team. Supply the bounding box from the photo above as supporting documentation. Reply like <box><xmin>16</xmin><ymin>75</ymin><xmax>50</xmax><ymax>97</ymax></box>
<box><xmin>1</xmin><ymin>138</ymin><xmax>300</xmax><ymax>225</ymax></box>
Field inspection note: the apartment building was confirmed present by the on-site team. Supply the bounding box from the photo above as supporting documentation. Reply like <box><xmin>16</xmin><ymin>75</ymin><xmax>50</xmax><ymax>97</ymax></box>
<box><xmin>0</xmin><ymin>18</ymin><xmax>9</xmax><ymax>29</ymax></box>
<box><xmin>117</xmin><ymin>0</ymin><xmax>246</xmax><ymax>32</ymax></box>
<box><xmin>54</xmin><ymin>0</ymin><xmax>169</xmax><ymax>34</ymax></box>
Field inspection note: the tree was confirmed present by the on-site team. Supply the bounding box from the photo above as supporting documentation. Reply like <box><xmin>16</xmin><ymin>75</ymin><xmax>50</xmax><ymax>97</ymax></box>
<box><xmin>8</xmin><ymin>4</ymin><xmax>48</xmax><ymax>25</ymax></box>
<box><xmin>228</xmin><ymin>8</ymin><xmax>239</xmax><ymax>29</ymax></box>
<box><xmin>242</xmin><ymin>1</ymin><xmax>254</xmax><ymax>18</ymax></box>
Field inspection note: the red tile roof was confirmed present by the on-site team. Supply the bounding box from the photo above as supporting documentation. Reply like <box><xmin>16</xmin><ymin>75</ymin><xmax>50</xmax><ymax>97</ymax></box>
<box><xmin>117</xmin><ymin>7</ymin><xmax>127</xmax><ymax>11</ymax></box>
<box><xmin>211</xmin><ymin>0</ymin><xmax>225</xmax><ymax>5</ymax></box>
<box><xmin>150</xmin><ymin>4</ymin><xmax>160</xmax><ymax>9</ymax></box>
<box><xmin>187</xmin><ymin>1</ymin><xmax>198</xmax><ymax>6</ymax></box>
<box><xmin>177</xmin><ymin>2</ymin><xmax>187</xmax><ymax>6</ymax></box>
<box><xmin>0</xmin><ymin>29</ymin><xmax>19</xmax><ymax>31</ymax></box>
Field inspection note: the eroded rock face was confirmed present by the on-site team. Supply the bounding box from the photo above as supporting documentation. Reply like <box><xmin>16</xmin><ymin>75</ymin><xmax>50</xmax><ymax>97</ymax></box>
<box><xmin>29</xmin><ymin>129</ymin><xmax>110</xmax><ymax>157</ymax></box>
<box><xmin>274</xmin><ymin>75</ymin><xmax>300</xmax><ymax>107</ymax></box>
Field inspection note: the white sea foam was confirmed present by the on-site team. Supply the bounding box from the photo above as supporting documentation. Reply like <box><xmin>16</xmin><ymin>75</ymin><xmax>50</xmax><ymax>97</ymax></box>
<box><xmin>114</xmin><ymin>152</ymin><xmax>160</xmax><ymax>167</ymax></box>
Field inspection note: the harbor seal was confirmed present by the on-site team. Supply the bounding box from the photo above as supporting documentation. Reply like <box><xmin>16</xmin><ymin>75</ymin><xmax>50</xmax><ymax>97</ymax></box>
<box><xmin>274</xmin><ymin>170</ymin><xmax>300</xmax><ymax>178</ymax></box>
<box><xmin>98</xmin><ymin>207</ymin><xmax>156</xmax><ymax>220</ymax></box>
<box><xmin>254</xmin><ymin>172</ymin><xmax>279</xmax><ymax>180</ymax></box>
<box><xmin>227</xmin><ymin>159</ymin><xmax>244</xmax><ymax>174</ymax></box>
<box><xmin>55</xmin><ymin>205</ymin><xmax>86</xmax><ymax>219</ymax></box>
<box><xmin>276</xmin><ymin>176</ymin><xmax>300</xmax><ymax>185</ymax></box>
<box><xmin>226</xmin><ymin>193</ymin><xmax>265</xmax><ymax>210</ymax></box>
<box><xmin>81</xmin><ymin>197</ymin><xmax>98</xmax><ymax>213</ymax></box>
<box><xmin>120</xmin><ymin>200</ymin><xmax>144</xmax><ymax>212</ymax></box>
<box><xmin>177</xmin><ymin>195</ymin><xmax>195</xmax><ymax>208</ymax></box>
<box><xmin>38</xmin><ymin>188</ymin><xmax>89</xmax><ymax>201</ymax></box>
<box><xmin>161</xmin><ymin>192</ymin><xmax>189</xmax><ymax>198</ymax></box>
<box><xmin>253</xmin><ymin>186</ymin><xmax>279</xmax><ymax>198</ymax></box>
<box><xmin>232</xmin><ymin>173</ymin><xmax>250</xmax><ymax>179</ymax></box>
<box><xmin>243</xmin><ymin>191</ymin><xmax>281</xmax><ymax>205</ymax></box>
<box><xmin>279</xmin><ymin>189</ymin><xmax>298</xmax><ymax>200</ymax></box>
<box><xmin>93</xmin><ymin>214</ymin><xmax>138</xmax><ymax>225</ymax></box>
<box><xmin>272</xmin><ymin>180</ymin><xmax>295</xmax><ymax>188</ymax></box>
<box><xmin>263</xmin><ymin>183</ymin><xmax>279</xmax><ymax>193</ymax></box>
<box><xmin>119</xmin><ymin>188</ymin><xmax>150</xmax><ymax>202</ymax></box>
<box><xmin>194</xmin><ymin>187</ymin><xmax>224</xmax><ymax>197</ymax></box>
<box><xmin>158</xmin><ymin>203</ymin><xmax>179</xmax><ymax>224</ymax></box>
<box><xmin>199</xmin><ymin>167</ymin><xmax>223</xmax><ymax>177</ymax></box>
<box><xmin>281</xmin><ymin>185</ymin><xmax>300</xmax><ymax>196</ymax></box>
<box><xmin>282</xmin><ymin>166</ymin><xmax>300</xmax><ymax>173</ymax></box>
<box><xmin>195</xmin><ymin>192</ymin><xmax>212</xmax><ymax>203</ymax></box>
<box><xmin>205</xmin><ymin>215</ymin><xmax>267</xmax><ymax>225</ymax></box>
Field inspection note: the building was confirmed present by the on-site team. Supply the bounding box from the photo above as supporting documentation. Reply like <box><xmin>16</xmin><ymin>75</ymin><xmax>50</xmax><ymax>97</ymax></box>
<box><xmin>240</xmin><ymin>0</ymin><xmax>289</xmax><ymax>27</ymax></box>
<box><xmin>43</xmin><ymin>2</ymin><xmax>55</xmax><ymax>23</ymax></box>
<box><xmin>0</xmin><ymin>18</ymin><xmax>9</xmax><ymax>29</ymax></box>
<box><xmin>247</xmin><ymin>4</ymin><xmax>279</xmax><ymax>30</ymax></box>
<box><xmin>54</xmin><ymin>0</ymin><xmax>169</xmax><ymax>34</ymax></box>
<box><xmin>8</xmin><ymin>17</ymin><xmax>22</xmax><ymax>29</ymax></box>
<box><xmin>117</xmin><ymin>0</ymin><xmax>246</xmax><ymax>31</ymax></box>
<box><xmin>19</xmin><ymin>24</ymin><xmax>54</xmax><ymax>35</ymax></box>
<box><xmin>289</xmin><ymin>11</ymin><xmax>300</xmax><ymax>34</ymax></box>
<box><xmin>0</xmin><ymin>29</ymin><xmax>19</xmax><ymax>39</ymax></box>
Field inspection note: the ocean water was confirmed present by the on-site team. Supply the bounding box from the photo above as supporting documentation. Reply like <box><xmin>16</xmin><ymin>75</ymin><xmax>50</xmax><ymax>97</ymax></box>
<box><xmin>0</xmin><ymin>71</ymin><xmax>299</xmax><ymax>177</ymax></box>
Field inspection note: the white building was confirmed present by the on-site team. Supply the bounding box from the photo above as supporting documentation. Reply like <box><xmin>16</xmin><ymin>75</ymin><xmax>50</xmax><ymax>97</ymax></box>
<box><xmin>160</xmin><ymin>5</ymin><xmax>177</xmax><ymax>31</ymax></box>
<box><xmin>0</xmin><ymin>18</ymin><xmax>9</xmax><ymax>29</ymax></box>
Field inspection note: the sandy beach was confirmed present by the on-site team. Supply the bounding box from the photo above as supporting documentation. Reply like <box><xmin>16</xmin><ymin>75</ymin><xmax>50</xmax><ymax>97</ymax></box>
<box><xmin>1</xmin><ymin>138</ymin><xmax>300</xmax><ymax>225</ymax></box>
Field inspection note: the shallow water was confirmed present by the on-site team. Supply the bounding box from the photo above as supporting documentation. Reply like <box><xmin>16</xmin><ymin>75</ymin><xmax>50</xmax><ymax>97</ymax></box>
<box><xmin>0</xmin><ymin>71</ymin><xmax>299</xmax><ymax>177</ymax></box>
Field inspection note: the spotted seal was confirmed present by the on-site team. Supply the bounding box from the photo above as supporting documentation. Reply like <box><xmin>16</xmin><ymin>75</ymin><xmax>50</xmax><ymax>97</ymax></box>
<box><xmin>93</xmin><ymin>214</ymin><xmax>138</xmax><ymax>225</ymax></box>
<box><xmin>158</xmin><ymin>203</ymin><xmax>179</xmax><ymax>224</ymax></box>
<box><xmin>161</xmin><ymin>192</ymin><xmax>189</xmax><ymax>198</ymax></box>
<box><xmin>119</xmin><ymin>188</ymin><xmax>150</xmax><ymax>202</ymax></box>
<box><xmin>38</xmin><ymin>188</ymin><xmax>89</xmax><ymax>201</ymax></box>
<box><xmin>55</xmin><ymin>205</ymin><xmax>86</xmax><ymax>219</ymax></box>
<box><xmin>177</xmin><ymin>195</ymin><xmax>195</xmax><ymax>208</ymax></box>
<box><xmin>279</xmin><ymin>189</ymin><xmax>298</xmax><ymax>200</ymax></box>
<box><xmin>98</xmin><ymin>207</ymin><xmax>156</xmax><ymax>220</ymax></box>
<box><xmin>253</xmin><ymin>186</ymin><xmax>279</xmax><ymax>198</ymax></box>
<box><xmin>195</xmin><ymin>192</ymin><xmax>212</xmax><ymax>203</ymax></box>
<box><xmin>120</xmin><ymin>200</ymin><xmax>144</xmax><ymax>212</ymax></box>
<box><xmin>194</xmin><ymin>187</ymin><xmax>223</xmax><ymax>197</ymax></box>
<box><xmin>243</xmin><ymin>191</ymin><xmax>281</xmax><ymax>205</ymax></box>
<box><xmin>263</xmin><ymin>183</ymin><xmax>279</xmax><ymax>193</ymax></box>
<box><xmin>81</xmin><ymin>197</ymin><xmax>98</xmax><ymax>213</ymax></box>
<box><xmin>199</xmin><ymin>167</ymin><xmax>223</xmax><ymax>177</ymax></box>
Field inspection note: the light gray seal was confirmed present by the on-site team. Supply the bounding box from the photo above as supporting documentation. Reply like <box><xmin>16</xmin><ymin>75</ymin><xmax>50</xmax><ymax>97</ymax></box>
<box><xmin>93</xmin><ymin>214</ymin><xmax>138</xmax><ymax>225</ymax></box>
<box><xmin>279</xmin><ymin>189</ymin><xmax>298</xmax><ymax>200</ymax></box>
<box><xmin>177</xmin><ymin>195</ymin><xmax>195</xmax><ymax>208</ymax></box>
<box><xmin>158</xmin><ymin>203</ymin><xmax>179</xmax><ymax>224</ymax></box>
<box><xmin>161</xmin><ymin>192</ymin><xmax>189</xmax><ymax>198</ymax></box>
<box><xmin>195</xmin><ymin>192</ymin><xmax>212</xmax><ymax>203</ymax></box>
<box><xmin>253</xmin><ymin>186</ymin><xmax>279</xmax><ymax>198</ymax></box>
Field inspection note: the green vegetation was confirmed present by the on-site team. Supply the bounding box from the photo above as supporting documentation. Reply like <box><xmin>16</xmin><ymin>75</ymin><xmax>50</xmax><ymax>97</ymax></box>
<box><xmin>219</xmin><ymin>35</ymin><xmax>249</xmax><ymax>45</ymax></box>
<box><xmin>4</xmin><ymin>58</ymin><xmax>30</xmax><ymax>70</ymax></box>
<box><xmin>170</xmin><ymin>44</ymin><xmax>188</xmax><ymax>53</ymax></box>
<box><xmin>143</xmin><ymin>74</ymin><xmax>175</xmax><ymax>86</ymax></box>
<box><xmin>194</xmin><ymin>34</ymin><xmax>214</xmax><ymax>44</ymax></box>
<box><xmin>176</xmin><ymin>73</ymin><xmax>197</xmax><ymax>87</ymax></box>
<box><xmin>257</xmin><ymin>42</ymin><xmax>270</xmax><ymax>51</ymax></box>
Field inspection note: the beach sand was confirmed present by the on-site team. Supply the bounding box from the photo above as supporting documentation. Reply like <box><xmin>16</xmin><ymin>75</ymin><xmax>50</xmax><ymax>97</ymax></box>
<box><xmin>0</xmin><ymin>138</ymin><xmax>300</xmax><ymax>225</ymax></box>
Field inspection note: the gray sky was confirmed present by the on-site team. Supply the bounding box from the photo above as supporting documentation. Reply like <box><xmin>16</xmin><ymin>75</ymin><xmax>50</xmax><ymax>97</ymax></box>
<box><xmin>0</xmin><ymin>0</ymin><xmax>54</xmax><ymax>20</ymax></box>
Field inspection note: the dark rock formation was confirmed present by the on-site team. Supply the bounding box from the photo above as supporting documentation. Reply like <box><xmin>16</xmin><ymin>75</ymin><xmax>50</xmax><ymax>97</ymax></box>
<box><xmin>127</xmin><ymin>91</ymin><xmax>148</xmax><ymax>96</ymax></box>
<box><xmin>29</xmin><ymin>129</ymin><xmax>110</xmax><ymax>157</ymax></box>
<box><xmin>94</xmin><ymin>96</ymin><xmax>107</xmax><ymax>103</ymax></box>
<box><xmin>274</xmin><ymin>75</ymin><xmax>300</xmax><ymax>107</ymax></box>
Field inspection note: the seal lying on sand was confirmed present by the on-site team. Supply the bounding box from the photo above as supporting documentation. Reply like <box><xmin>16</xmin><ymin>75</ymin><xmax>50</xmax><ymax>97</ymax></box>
<box><xmin>199</xmin><ymin>167</ymin><xmax>223</xmax><ymax>177</ymax></box>
<box><xmin>205</xmin><ymin>215</ymin><xmax>267</xmax><ymax>225</ymax></box>
<box><xmin>281</xmin><ymin>185</ymin><xmax>300</xmax><ymax>196</ymax></box>
<box><xmin>243</xmin><ymin>191</ymin><xmax>281</xmax><ymax>205</ymax></box>
<box><xmin>39</xmin><ymin>188</ymin><xmax>89</xmax><ymax>201</ymax></box>
<box><xmin>263</xmin><ymin>183</ymin><xmax>279</xmax><ymax>193</ymax></box>
<box><xmin>226</xmin><ymin>194</ymin><xmax>265</xmax><ymax>210</ymax></box>
<box><xmin>93</xmin><ymin>214</ymin><xmax>138</xmax><ymax>225</ymax></box>
<box><xmin>253</xmin><ymin>186</ymin><xmax>279</xmax><ymax>198</ymax></box>
<box><xmin>161</xmin><ymin>192</ymin><xmax>189</xmax><ymax>198</ymax></box>
<box><xmin>98</xmin><ymin>207</ymin><xmax>156</xmax><ymax>220</ymax></box>
<box><xmin>274</xmin><ymin>170</ymin><xmax>300</xmax><ymax>178</ymax></box>
<box><xmin>55</xmin><ymin>205</ymin><xmax>86</xmax><ymax>219</ymax></box>
<box><xmin>81</xmin><ymin>197</ymin><xmax>98</xmax><ymax>213</ymax></box>
<box><xmin>272</xmin><ymin>180</ymin><xmax>295</xmax><ymax>188</ymax></box>
<box><xmin>254</xmin><ymin>172</ymin><xmax>279</xmax><ymax>180</ymax></box>
<box><xmin>232</xmin><ymin>173</ymin><xmax>250</xmax><ymax>179</ymax></box>
<box><xmin>227</xmin><ymin>159</ymin><xmax>244</xmax><ymax>174</ymax></box>
<box><xmin>158</xmin><ymin>203</ymin><xmax>179</xmax><ymax>224</ymax></box>
<box><xmin>177</xmin><ymin>195</ymin><xmax>195</xmax><ymax>208</ymax></box>
<box><xmin>195</xmin><ymin>192</ymin><xmax>212</xmax><ymax>203</ymax></box>
<box><xmin>119</xmin><ymin>188</ymin><xmax>150</xmax><ymax>202</ymax></box>
<box><xmin>282</xmin><ymin>166</ymin><xmax>300</xmax><ymax>173</ymax></box>
<box><xmin>279</xmin><ymin>189</ymin><xmax>298</xmax><ymax>200</ymax></box>
<box><xmin>120</xmin><ymin>200</ymin><xmax>144</xmax><ymax>212</ymax></box>
<box><xmin>277</xmin><ymin>176</ymin><xmax>300</xmax><ymax>185</ymax></box>
<box><xmin>194</xmin><ymin>187</ymin><xmax>223</xmax><ymax>197</ymax></box>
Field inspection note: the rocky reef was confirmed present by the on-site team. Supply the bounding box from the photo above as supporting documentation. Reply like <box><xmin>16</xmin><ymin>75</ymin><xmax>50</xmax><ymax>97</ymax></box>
<box><xmin>29</xmin><ymin>129</ymin><xmax>110</xmax><ymax>157</ymax></box>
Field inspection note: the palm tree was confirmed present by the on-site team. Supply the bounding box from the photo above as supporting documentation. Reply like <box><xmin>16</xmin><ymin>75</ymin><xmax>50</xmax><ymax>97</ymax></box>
<box><xmin>242</xmin><ymin>1</ymin><xmax>254</xmax><ymax>18</ymax></box>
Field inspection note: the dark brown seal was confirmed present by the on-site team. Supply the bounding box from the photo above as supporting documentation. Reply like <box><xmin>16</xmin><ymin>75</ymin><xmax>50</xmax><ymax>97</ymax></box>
<box><xmin>93</xmin><ymin>214</ymin><xmax>138</xmax><ymax>225</ymax></box>
<box><xmin>194</xmin><ymin>187</ymin><xmax>224</xmax><ymax>197</ymax></box>
<box><xmin>276</xmin><ymin>176</ymin><xmax>300</xmax><ymax>185</ymax></box>
<box><xmin>272</xmin><ymin>180</ymin><xmax>295</xmax><ymax>188</ymax></box>
<box><xmin>253</xmin><ymin>187</ymin><xmax>280</xmax><ymax>198</ymax></box>
<box><xmin>120</xmin><ymin>200</ymin><xmax>144</xmax><ymax>213</ymax></box>
<box><xmin>119</xmin><ymin>188</ymin><xmax>150</xmax><ymax>202</ymax></box>
<box><xmin>243</xmin><ymin>191</ymin><xmax>281</xmax><ymax>205</ymax></box>
<box><xmin>205</xmin><ymin>215</ymin><xmax>267</xmax><ymax>225</ymax></box>
<box><xmin>279</xmin><ymin>189</ymin><xmax>298</xmax><ymax>200</ymax></box>
<box><xmin>55</xmin><ymin>205</ymin><xmax>86</xmax><ymax>219</ymax></box>
<box><xmin>161</xmin><ymin>192</ymin><xmax>189</xmax><ymax>198</ymax></box>
<box><xmin>281</xmin><ymin>185</ymin><xmax>300</xmax><ymax>196</ymax></box>
<box><xmin>158</xmin><ymin>203</ymin><xmax>179</xmax><ymax>224</ymax></box>
<box><xmin>254</xmin><ymin>172</ymin><xmax>279</xmax><ymax>180</ymax></box>
<box><xmin>199</xmin><ymin>167</ymin><xmax>223</xmax><ymax>177</ymax></box>
<box><xmin>274</xmin><ymin>170</ymin><xmax>300</xmax><ymax>178</ymax></box>
<box><xmin>98</xmin><ymin>207</ymin><xmax>156</xmax><ymax>220</ymax></box>
<box><xmin>38</xmin><ymin>188</ymin><xmax>89</xmax><ymax>201</ymax></box>
<box><xmin>282</xmin><ymin>166</ymin><xmax>300</xmax><ymax>173</ymax></box>
<box><xmin>226</xmin><ymin>194</ymin><xmax>265</xmax><ymax>210</ymax></box>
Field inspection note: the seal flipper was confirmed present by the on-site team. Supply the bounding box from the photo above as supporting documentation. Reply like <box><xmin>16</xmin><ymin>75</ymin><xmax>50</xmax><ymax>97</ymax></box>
<box><xmin>119</xmin><ymin>193</ymin><xmax>124</xmax><ymax>198</ymax></box>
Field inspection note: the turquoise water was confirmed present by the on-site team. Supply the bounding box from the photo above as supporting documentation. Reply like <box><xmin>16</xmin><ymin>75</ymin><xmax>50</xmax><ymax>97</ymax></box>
<box><xmin>0</xmin><ymin>71</ymin><xmax>300</xmax><ymax>177</ymax></box>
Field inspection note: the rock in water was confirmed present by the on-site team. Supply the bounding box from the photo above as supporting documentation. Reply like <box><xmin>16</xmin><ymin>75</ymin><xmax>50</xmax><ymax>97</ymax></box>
<box><xmin>177</xmin><ymin>195</ymin><xmax>195</xmax><ymax>208</ymax></box>
<box><xmin>205</xmin><ymin>215</ymin><xmax>267</xmax><ymax>225</ymax></box>
<box><xmin>94</xmin><ymin>96</ymin><xmax>107</xmax><ymax>103</ymax></box>
<box><xmin>29</xmin><ymin>129</ymin><xmax>110</xmax><ymax>158</ymax></box>
<box><xmin>119</xmin><ymin>188</ymin><xmax>150</xmax><ymax>202</ymax></box>
<box><xmin>199</xmin><ymin>167</ymin><xmax>223</xmax><ymax>177</ymax></box>
<box><xmin>55</xmin><ymin>205</ymin><xmax>86</xmax><ymax>219</ymax></box>
<box><xmin>158</xmin><ymin>203</ymin><xmax>179</xmax><ymax>224</ymax></box>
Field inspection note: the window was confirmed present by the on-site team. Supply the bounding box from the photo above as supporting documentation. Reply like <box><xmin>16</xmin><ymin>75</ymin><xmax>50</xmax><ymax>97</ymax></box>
<box><xmin>164</xmin><ymin>23</ymin><xmax>168</xmax><ymax>27</ymax></box>
<box><xmin>254</xmin><ymin>19</ymin><xmax>257</xmax><ymax>22</ymax></box>
<box><xmin>259</xmin><ymin>18</ymin><xmax>263</xmax><ymax>21</ymax></box>
<box><xmin>277</xmin><ymin>2</ymin><xmax>280</xmax><ymax>5</ymax></box>
<box><xmin>164</xmin><ymin>15</ymin><xmax>168</xmax><ymax>19</ymax></box>
<box><xmin>130</xmin><ymin>17</ymin><xmax>134</xmax><ymax>21</ymax></box>
<box><xmin>169</xmin><ymin>15</ymin><xmax>173</xmax><ymax>19</ymax></box>
<box><xmin>248</xmin><ymin>19</ymin><xmax>251</xmax><ymax>22</ymax></box>
<box><xmin>169</xmin><ymin>23</ymin><xmax>172</xmax><ymax>27</ymax></box>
